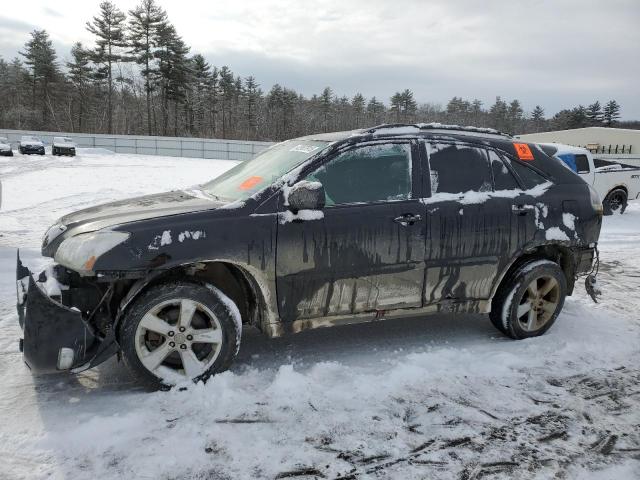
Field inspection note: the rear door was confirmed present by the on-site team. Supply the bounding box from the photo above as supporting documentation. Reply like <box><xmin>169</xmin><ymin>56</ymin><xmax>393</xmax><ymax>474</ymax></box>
<box><xmin>422</xmin><ymin>141</ymin><xmax>525</xmax><ymax>305</ymax></box>
<box><xmin>276</xmin><ymin>140</ymin><xmax>426</xmax><ymax>322</ymax></box>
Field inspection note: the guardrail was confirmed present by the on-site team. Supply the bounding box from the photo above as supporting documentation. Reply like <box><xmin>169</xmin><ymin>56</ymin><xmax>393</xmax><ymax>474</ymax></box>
<box><xmin>0</xmin><ymin>129</ymin><xmax>275</xmax><ymax>161</ymax></box>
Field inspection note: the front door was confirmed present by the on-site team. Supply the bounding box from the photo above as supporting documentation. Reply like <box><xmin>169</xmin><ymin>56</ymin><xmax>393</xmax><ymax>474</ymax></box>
<box><xmin>276</xmin><ymin>141</ymin><xmax>425</xmax><ymax>323</ymax></box>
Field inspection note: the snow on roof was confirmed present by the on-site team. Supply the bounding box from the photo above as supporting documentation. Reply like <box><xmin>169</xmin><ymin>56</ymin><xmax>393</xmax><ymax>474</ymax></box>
<box><xmin>365</xmin><ymin>123</ymin><xmax>511</xmax><ymax>138</ymax></box>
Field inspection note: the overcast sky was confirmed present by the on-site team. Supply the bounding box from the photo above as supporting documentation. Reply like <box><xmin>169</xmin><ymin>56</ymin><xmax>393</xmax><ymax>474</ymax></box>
<box><xmin>1</xmin><ymin>0</ymin><xmax>639</xmax><ymax>119</ymax></box>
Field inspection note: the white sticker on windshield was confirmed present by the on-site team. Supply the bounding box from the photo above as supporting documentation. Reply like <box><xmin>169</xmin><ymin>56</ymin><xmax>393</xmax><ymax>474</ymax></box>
<box><xmin>290</xmin><ymin>144</ymin><xmax>320</xmax><ymax>154</ymax></box>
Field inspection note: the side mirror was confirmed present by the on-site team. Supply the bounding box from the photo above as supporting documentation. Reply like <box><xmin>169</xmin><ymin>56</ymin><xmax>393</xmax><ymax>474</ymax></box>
<box><xmin>287</xmin><ymin>181</ymin><xmax>325</xmax><ymax>212</ymax></box>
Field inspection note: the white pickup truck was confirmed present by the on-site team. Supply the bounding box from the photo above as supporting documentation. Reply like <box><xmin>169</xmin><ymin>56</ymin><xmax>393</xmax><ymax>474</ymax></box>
<box><xmin>541</xmin><ymin>143</ymin><xmax>640</xmax><ymax>214</ymax></box>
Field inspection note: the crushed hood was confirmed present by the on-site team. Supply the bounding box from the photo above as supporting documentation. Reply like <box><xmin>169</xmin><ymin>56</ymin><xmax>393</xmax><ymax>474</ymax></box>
<box><xmin>42</xmin><ymin>189</ymin><xmax>227</xmax><ymax>256</ymax></box>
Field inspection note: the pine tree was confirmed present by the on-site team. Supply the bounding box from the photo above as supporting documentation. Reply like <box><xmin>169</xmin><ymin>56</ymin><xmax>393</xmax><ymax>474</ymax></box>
<box><xmin>351</xmin><ymin>93</ymin><xmax>365</xmax><ymax>127</ymax></box>
<box><xmin>86</xmin><ymin>1</ymin><xmax>128</xmax><ymax>133</ymax></box>
<box><xmin>67</xmin><ymin>43</ymin><xmax>93</xmax><ymax>131</ymax></box>
<box><xmin>507</xmin><ymin>99</ymin><xmax>524</xmax><ymax>133</ymax></box>
<box><xmin>489</xmin><ymin>96</ymin><xmax>509</xmax><ymax>132</ymax></box>
<box><xmin>390</xmin><ymin>92</ymin><xmax>403</xmax><ymax>122</ymax></box>
<box><xmin>400</xmin><ymin>89</ymin><xmax>417</xmax><ymax>122</ymax></box>
<box><xmin>188</xmin><ymin>54</ymin><xmax>212</xmax><ymax>135</ymax></box>
<box><xmin>531</xmin><ymin>105</ymin><xmax>545</xmax><ymax>132</ymax></box>
<box><xmin>366</xmin><ymin>97</ymin><xmax>385</xmax><ymax>125</ymax></box>
<box><xmin>244</xmin><ymin>76</ymin><xmax>261</xmax><ymax>138</ymax></box>
<box><xmin>603</xmin><ymin>100</ymin><xmax>620</xmax><ymax>127</ymax></box>
<box><xmin>319</xmin><ymin>87</ymin><xmax>333</xmax><ymax>131</ymax></box>
<box><xmin>128</xmin><ymin>0</ymin><xmax>168</xmax><ymax>135</ymax></box>
<box><xmin>20</xmin><ymin>30</ymin><xmax>59</xmax><ymax>127</ymax></box>
<box><xmin>586</xmin><ymin>101</ymin><xmax>602</xmax><ymax>126</ymax></box>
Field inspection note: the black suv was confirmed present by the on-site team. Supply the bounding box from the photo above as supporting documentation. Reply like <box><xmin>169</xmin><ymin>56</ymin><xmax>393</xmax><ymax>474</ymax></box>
<box><xmin>16</xmin><ymin>124</ymin><xmax>602</xmax><ymax>389</ymax></box>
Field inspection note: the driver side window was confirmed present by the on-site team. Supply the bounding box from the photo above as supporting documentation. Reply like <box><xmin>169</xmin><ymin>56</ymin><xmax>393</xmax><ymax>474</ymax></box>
<box><xmin>306</xmin><ymin>143</ymin><xmax>412</xmax><ymax>206</ymax></box>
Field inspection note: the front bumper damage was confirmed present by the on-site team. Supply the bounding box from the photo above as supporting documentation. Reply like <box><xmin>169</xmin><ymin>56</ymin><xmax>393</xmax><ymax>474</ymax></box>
<box><xmin>16</xmin><ymin>251</ymin><xmax>119</xmax><ymax>374</ymax></box>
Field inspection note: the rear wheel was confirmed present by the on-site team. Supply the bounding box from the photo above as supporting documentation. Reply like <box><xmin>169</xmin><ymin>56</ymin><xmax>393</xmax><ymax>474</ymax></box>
<box><xmin>490</xmin><ymin>260</ymin><xmax>567</xmax><ymax>339</ymax></box>
<box><xmin>603</xmin><ymin>188</ymin><xmax>627</xmax><ymax>215</ymax></box>
<box><xmin>119</xmin><ymin>281</ymin><xmax>241</xmax><ymax>390</ymax></box>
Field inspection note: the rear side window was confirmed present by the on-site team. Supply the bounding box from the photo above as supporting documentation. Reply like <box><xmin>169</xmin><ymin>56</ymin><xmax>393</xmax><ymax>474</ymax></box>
<box><xmin>427</xmin><ymin>144</ymin><xmax>492</xmax><ymax>194</ymax></box>
<box><xmin>308</xmin><ymin>143</ymin><xmax>412</xmax><ymax>205</ymax></box>
<box><xmin>488</xmin><ymin>150</ymin><xmax>519</xmax><ymax>190</ymax></box>
<box><xmin>510</xmin><ymin>161</ymin><xmax>547</xmax><ymax>189</ymax></box>
<box><xmin>574</xmin><ymin>154</ymin><xmax>590</xmax><ymax>174</ymax></box>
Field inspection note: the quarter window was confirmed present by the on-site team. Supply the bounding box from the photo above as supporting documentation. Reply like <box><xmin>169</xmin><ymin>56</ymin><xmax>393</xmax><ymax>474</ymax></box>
<box><xmin>489</xmin><ymin>150</ymin><xmax>519</xmax><ymax>190</ymax></box>
<box><xmin>510</xmin><ymin>161</ymin><xmax>547</xmax><ymax>189</ymax></box>
<box><xmin>428</xmin><ymin>144</ymin><xmax>492</xmax><ymax>194</ymax></box>
<box><xmin>307</xmin><ymin>143</ymin><xmax>412</xmax><ymax>206</ymax></box>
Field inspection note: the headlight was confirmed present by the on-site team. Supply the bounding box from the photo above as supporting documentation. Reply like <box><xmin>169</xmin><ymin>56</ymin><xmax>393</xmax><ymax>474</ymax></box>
<box><xmin>588</xmin><ymin>185</ymin><xmax>603</xmax><ymax>215</ymax></box>
<box><xmin>43</xmin><ymin>223</ymin><xmax>67</xmax><ymax>247</ymax></box>
<box><xmin>55</xmin><ymin>231</ymin><xmax>130</xmax><ymax>274</ymax></box>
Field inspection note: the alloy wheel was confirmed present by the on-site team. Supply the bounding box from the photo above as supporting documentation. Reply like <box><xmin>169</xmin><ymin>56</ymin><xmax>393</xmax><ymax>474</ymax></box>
<box><xmin>515</xmin><ymin>276</ymin><xmax>560</xmax><ymax>332</ymax></box>
<box><xmin>134</xmin><ymin>298</ymin><xmax>223</xmax><ymax>381</ymax></box>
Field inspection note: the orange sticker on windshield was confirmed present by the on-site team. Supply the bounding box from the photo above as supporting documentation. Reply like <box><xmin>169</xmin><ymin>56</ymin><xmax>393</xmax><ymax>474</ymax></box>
<box><xmin>239</xmin><ymin>176</ymin><xmax>263</xmax><ymax>190</ymax></box>
<box><xmin>513</xmin><ymin>143</ymin><xmax>534</xmax><ymax>161</ymax></box>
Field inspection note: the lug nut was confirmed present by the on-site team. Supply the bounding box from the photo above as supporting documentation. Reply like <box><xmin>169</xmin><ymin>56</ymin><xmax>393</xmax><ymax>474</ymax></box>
<box><xmin>167</xmin><ymin>331</ymin><xmax>175</xmax><ymax>337</ymax></box>
<box><xmin>186</xmin><ymin>335</ymin><xmax>193</xmax><ymax>341</ymax></box>
<box><xmin>169</xmin><ymin>342</ymin><xmax>175</xmax><ymax>348</ymax></box>
<box><xmin>179</xmin><ymin>327</ymin><xmax>186</xmax><ymax>332</ymax></box>
<box><xmin>180</xmin><ymin>344</ymin><xmax>187</xmax><ymax>350</ymax></box>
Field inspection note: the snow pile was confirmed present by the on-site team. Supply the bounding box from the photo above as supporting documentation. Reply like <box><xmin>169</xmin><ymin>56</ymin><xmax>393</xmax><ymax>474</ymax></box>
<box><xmin>546</xmin><ymin>226</ymin><xmax>570</xmax><ymax>241</ymax></box>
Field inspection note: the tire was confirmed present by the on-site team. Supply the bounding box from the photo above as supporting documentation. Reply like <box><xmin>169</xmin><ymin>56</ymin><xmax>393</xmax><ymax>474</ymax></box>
<box><xmin>119</xmin><ymin>281</ymin><xmax>241</xmax><ymax>390</ymax></box>
<box><xmin>603</xmin><ymin>188</ymin><xmax>627</xmax><ymax>215</ymax></box>
<box><xmin>489</xmin><ymin>259</ymin><xmax>567</xmax><ymax>339</ymax></box>
<box><xmin>18</xmin><ymin>147</ymin><xmax>23</xmax><ymax>155</ymax></box>
<box><xmin>52</xmin><ymin>147</ymin><xmax>57</xmax><ymax>156</ymax></box>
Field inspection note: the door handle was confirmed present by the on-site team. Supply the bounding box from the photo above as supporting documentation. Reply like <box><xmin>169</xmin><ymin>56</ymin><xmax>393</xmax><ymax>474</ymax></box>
<box><xmin>393</xmin><ymin>213</ymin><xmax>422</xmax><ymax>226</ymax></box>
<box><xmin>512</xmin><ymin>204</ymin><xmax>534</xmax><ymax>215</ymax></box>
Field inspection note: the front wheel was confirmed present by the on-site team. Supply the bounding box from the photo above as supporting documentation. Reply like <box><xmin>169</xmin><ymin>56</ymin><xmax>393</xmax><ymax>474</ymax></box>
<box><xmin>119</xmin><ymin>281</ymin><xmax>241</xmax><ymax>390</ymax></box>
<box><xmin>603</xmin><ymin>188</ymin><xmax>627</xmax><ymax>215</ymax></box>
<box><xmin>490</xmin><ymin>259</ymin><xmax>567</xmax><ymax>339</ymax></box>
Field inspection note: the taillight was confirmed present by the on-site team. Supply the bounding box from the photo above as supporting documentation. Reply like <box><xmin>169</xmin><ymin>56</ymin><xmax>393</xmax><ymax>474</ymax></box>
<box><xmin>588</xmin><ymin>185</ymin><xmax>603</xmax><ymax>215</ymax></box>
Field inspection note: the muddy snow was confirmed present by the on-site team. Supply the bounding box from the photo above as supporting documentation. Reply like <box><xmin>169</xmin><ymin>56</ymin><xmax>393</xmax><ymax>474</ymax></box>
<box><xmin>0</xmin><ymin>152</ymin><xmax>638</xmax><ymax>479</ymax></box>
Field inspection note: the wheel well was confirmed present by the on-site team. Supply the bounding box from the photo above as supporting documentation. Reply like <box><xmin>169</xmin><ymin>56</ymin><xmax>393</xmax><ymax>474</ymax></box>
<box><xmin>606</xmin><ymin>185</ymin><xmax>628</xmax><ymax>198</ymax></box>
<box><xmin>494</xmin><ymin>245</ymin><xmax>576</xmax><ymax>300</ymax></box>
<box><xmin>117</xmin><ymin>262</ymin><xmax>264</xmax><ymax>330</ymax></box>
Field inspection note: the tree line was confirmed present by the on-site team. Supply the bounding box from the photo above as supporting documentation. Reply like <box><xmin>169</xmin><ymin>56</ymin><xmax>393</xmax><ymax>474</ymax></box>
<box><xmin>0</xmin><ymin>0</ymin><xmax>635</xmax><ymax>141</ymax></box>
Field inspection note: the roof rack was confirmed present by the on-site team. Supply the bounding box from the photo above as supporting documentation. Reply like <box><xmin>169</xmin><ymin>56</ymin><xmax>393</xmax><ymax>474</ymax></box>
<box><xmin>363</xmin><ymin>123</ymin><xmax>512</xmax><ymax>138</ymax></box>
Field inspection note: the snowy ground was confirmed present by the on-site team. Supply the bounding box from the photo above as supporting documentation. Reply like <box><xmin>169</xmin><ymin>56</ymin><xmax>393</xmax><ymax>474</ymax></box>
<box><xmin>0</xmin><ymin>151</ymin><xmax>639</xmax><ymax>480</ymax></box>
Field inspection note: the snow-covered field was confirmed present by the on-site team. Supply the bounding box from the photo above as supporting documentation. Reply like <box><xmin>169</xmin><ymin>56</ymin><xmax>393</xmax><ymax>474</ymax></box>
<box><xmin>0</xmin><ymin>151</ymin><xmax>639</xmax><ymax>480</ymax></box>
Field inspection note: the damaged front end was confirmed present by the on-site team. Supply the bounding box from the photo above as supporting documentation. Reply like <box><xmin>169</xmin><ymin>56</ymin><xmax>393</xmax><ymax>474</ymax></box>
<box><xmin>16</xmin><ymin>251</ymin><xmax>119</xmax><ymax>374</ymax></box>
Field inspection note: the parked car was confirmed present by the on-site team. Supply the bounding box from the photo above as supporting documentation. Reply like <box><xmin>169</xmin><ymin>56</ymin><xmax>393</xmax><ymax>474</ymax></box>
<box><xmin>18</xmin><ymin>135</ymin><xmax>45</xmax><ymax>155</ymax></box>
<box><xmin>16</xmin><ymin>124</ymin><xmax>603</xmax><ymax>389</ymax></box>
<box><xmin>0</xmin><ymin>136</ymin><xmax>13</xmax><ymax>156</ymax></box>
<box><xmin>52</xmin><ymin>136</ymin><xmax>77</xmax><ymax>156</ymax></box>
<box><xmin>542</xmin><ymin>143</ymin><xmax>640</xmax><ymax>214</ymax></box>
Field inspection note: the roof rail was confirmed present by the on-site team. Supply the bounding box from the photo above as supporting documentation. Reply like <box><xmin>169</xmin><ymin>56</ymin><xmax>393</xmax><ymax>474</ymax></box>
<box><xmin>364</xmin><ymin>123</ymin><xmax>512</xmax><ymax>138</ymax></box>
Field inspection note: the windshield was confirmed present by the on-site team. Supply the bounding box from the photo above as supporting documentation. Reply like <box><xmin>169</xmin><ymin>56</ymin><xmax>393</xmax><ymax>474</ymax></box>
<box><xmin>201</xmin><ymin>140</ymin><xmax>330</xmax><ymax>201</ymax></box>
<box><xmin>22</xmin><ymin>136</ymin><xmax>39</xmax><ymax>142</ymax></box>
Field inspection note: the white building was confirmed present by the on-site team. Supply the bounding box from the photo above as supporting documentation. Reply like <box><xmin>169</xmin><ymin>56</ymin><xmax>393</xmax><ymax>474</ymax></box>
<box><xmin>517</xmin><ymin>127</ymin><xmax>640</xmax><ymax>165</ymax></box>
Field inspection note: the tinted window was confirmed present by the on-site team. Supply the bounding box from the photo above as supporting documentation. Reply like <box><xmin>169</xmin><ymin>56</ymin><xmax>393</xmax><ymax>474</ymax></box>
<box><xmin>575</xmin><ymin>154</ymin><xmax>590</xmax><ymax>174</ymax></box>
<box><xmin>307</xmin><ymin>143</ymin><xmax>411</xmax><ymax>206</ymax></box>
<box><xmin>510</xmin><ymin>161</ymin><xmax>547</xmax><ymax>189</ymax></box>
<box><xmin>428</xmin><ymin>144</ymin><xmax>492</xmax><ymax>194</ymax></box>
<box><xmin>488</xmin><ymin>150</ymin><xmax>519</xmax><ymax>190</ymax></box>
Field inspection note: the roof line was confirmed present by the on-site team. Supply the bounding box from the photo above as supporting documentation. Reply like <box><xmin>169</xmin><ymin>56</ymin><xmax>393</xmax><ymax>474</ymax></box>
<box><xmin>363</xmin><ymin>123</ymin><xmax>512</xmax><ymax>138</ymax></box>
